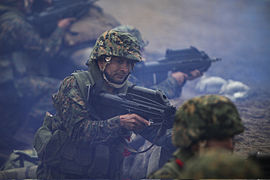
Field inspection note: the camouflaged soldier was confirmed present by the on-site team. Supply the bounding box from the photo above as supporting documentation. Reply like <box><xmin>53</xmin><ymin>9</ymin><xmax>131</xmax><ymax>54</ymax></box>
<box><xmin>33</xmin><ymin>29</ymin><xmax>173</xmax><ymax>179</ymax></box>
<box><xmin>113</xmin><ymin>25</ymin><xmax>202</xmax><ymax>99</ymax></box>
<box><xmin>0</xmin><ymin>0</ymin><xmax>74</xmax><ymax>77</ymax></box>
<box><xmin>148</xmin><ymin>95</ymin><xmax>262</xmax><ymax>179</ymax></box>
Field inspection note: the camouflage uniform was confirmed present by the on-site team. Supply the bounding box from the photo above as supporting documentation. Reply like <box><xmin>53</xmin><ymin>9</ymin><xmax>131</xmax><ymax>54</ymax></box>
<box><xmin>149</xmin><ymin>95</ymin><xmax>262</xmax><ymax>179</ymax></box>
<box><xmin>0</xmin><ymin>4</ymin><xmax>65</xmax><ymax>76</ymax></box>
<box><xmin>181</xmin><ymin>148</ymin><xmax>261</xmax><ymax>179</ymax></box>
<box><xmin>34</xmin><ymin>30</ymin><xmax>172</xmax><ymax>179</ymax></box>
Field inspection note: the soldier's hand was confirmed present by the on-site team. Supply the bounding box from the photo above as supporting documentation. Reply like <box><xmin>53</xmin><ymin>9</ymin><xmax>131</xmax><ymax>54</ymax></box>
<box><xmin>119</xmin><ymin>114</ymin><xmax>150</xmax><ymax>131</ymax></box>
<box><xmin>57</xmin><ymin>18</ymin><xmax>76</xmax><ymax>29</ymax></box>
<box><xmin>171</xmin><ymin>72</ymin><xmax>188</xmax><ymax>85</ymax></box>
<box><xmin>186</xmin><ymin>69</ymin><xmax>203</xmax><ymax>80</ymax></box>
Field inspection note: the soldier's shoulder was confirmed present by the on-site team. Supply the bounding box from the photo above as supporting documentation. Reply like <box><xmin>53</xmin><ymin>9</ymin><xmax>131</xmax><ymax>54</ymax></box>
<box><xmin>182</xmin><ymin>149</ymin><xmax>262</xmax><ymax>179</ymax></box>
<box><xmin>60</xmin><ymin>75</ymin><xmax>78</xmax><ymax>89</ymax></box>
<box><xmin>148</xmin><ymin>160</ymin><xmax>181</xmax><ymax>179</ymax></box>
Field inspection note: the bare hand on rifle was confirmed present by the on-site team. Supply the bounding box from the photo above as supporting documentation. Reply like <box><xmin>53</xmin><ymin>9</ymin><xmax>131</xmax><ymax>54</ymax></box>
<box><xmin>171</xmin><ymin>69</ymin><xmax>203</xmax><ymax>85</ymax></box>
<box><xmin>57</xmin><ymin>18</ymin><xmax>76</xmax><ymax>29</ymax></box>
<box><xmin>119</xmin><ymin>114</ymin><xmax>150</xmax><ymax>131</ymax></box>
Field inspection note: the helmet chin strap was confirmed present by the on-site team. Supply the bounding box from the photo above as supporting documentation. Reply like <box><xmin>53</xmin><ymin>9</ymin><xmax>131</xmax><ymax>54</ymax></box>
<box><xmin>103</xmin><ymin>72</ymin><xmax>129</xmax><ymax>89</ymax></box>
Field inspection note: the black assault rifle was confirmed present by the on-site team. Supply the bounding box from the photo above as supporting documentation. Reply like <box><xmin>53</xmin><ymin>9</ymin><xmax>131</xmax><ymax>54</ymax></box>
<box><xmin>133</xmin><ymin>46</ymin><xmax>221</xmax><ymax>86</ymax></box>
<box><xmin>89</xmin><ymin>85</ymin><xmax>176</xmax><ymax>134</ymax></box>
<box><xmin>27</xmin><ymin>0</ymin><xmax>97</xmax><ymax>36</ymax></box>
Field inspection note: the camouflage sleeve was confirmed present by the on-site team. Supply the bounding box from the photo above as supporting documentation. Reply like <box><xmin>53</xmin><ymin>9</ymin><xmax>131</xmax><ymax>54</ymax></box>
<box><xmin>151</xmin><ymin>76</ymin><xmax>186</xmax><ymax>99</ymax></box>
<box><xmin>147</xmin><ymin>161</ymin><xmax>180</xmax><ymax>179</ymax></box>
<box><xmin>181</xmin><ymin>151</ymin><xmax>262</xmax><ymax>179</ymax></box>
<box><xmin>0</xmin><ymin>11</ymin><xmax>64</xmax><ymax>57</ymax></box>
<box><xmin>53</xmin><ymin>76</ymin><xmax>128</xmax><ymax>144</ymax></box>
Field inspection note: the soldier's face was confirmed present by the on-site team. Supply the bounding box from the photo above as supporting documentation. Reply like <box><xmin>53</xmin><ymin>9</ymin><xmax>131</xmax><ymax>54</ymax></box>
<box><xmin>102</xmin><ymin>57</ymin><xmax>134</xmax><ymax>83</ymax></box>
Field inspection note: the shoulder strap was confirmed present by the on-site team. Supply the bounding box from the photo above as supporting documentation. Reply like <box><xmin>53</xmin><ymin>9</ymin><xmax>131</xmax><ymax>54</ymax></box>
<box><xmin>72</xmin><ymin>70</ymin><xmax>94</xmax><ymax>101</ymax></box>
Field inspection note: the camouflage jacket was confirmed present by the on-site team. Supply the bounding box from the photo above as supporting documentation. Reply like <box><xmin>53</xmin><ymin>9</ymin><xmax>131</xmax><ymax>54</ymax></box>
<box><xmin>181</xmin><ymin>148</ymin><xmax>262</xmax><ymax>179</ymax></box>
<box><xmin>35</xmin><ymin>61</ymin><xmax>130</xmax><ymax>179</ymax></box>
<box><xmin>34</xmin><ymin>61</ymin><xmax>174</xmax><ymax>179</ymax></box>
<box><xmin>149</xmin><ymin>147</ymin><xmax>262</xmax><ymax>179</ymax></box>
<box><xmin>148</xmin><ymin>148</ymin><xmax>193</xmax><ymax>179</ymax></box>
<box><xmin>0</xmin><ymin>5</ymin><xmax>64</xmax><ymax>56</ymax></box>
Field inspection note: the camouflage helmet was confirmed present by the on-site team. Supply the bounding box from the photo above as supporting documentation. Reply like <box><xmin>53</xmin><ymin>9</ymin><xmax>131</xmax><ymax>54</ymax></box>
<box><xmin>112</xmin><ymin>25</ymin><xmax>149</xmax><ymax>49</ymax></box>
<box><xmin>172</xmin><ymin>95</ymin><xmax>244</xmax><ymax>148</ymax></box>
<box><xmin>86</xmin><ymin>29</ymin><xmax>143</xmax><ymax>65</ymax></box>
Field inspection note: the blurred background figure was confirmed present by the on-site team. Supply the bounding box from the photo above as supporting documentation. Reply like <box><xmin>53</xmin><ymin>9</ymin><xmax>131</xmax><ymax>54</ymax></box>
<box><xmin>0</xmin><ymin>0</ymin><xmax>73</xmax><ymax>166</ymax></box>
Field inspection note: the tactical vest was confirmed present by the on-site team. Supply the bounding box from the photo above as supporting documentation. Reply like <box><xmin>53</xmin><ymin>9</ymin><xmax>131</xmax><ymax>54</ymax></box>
<box><xmin>34</xmin><ymin>71</ymin><xmax>125</xmax><ymax>179</ymax></box>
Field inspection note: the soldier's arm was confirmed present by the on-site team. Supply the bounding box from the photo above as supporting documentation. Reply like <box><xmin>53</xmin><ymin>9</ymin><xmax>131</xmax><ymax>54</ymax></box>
<box><xmin>4</xmin><ymin>11</ymin><xmax>65</xmax><ymax>57</ymax></box>
<box><xmin>53</xmin><ymin>76</ymin><xmax>129</xmax><ymax>144</ymax></box>
<box><xmin>151</xmin><ymin>75</ymin><xmax>186</xmax><ymax>99</ymax></box>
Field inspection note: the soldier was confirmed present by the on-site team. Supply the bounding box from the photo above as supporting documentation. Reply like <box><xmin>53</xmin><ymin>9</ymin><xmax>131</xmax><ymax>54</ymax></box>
<box><xmin>0</xmin><ymin>0</ymin><xmax>74</xmax><ymax>77</ymax></box>
<box><xmin>33</xmin><ymin>29</ymin><xmax>175</xmax><ymax>179</ymax></box>
<box><xmin>113</xmin><ymin>25</ymin><xmax>202</xmax><ymax>99</ymax></box>
<box><xmin>148</xmin><ymin>94</ymin><xmax>262</xmax><ymax>179</ymax></box>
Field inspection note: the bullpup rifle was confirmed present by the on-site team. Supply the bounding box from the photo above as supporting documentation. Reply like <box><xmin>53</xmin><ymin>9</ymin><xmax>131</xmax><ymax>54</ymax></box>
<box><xmin>88</xmin><ymin>85</ymin><xmax>176</xmax><ymax>134</ymax></box>
<box><xmin>133</xmin><ymin>46</ymin><xmax>221</xmax><ymax>86</ymax></box>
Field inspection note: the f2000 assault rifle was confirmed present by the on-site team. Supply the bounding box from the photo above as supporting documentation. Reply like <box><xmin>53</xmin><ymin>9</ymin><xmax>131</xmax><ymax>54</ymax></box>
<box><xmin>89</xmin><ymin>85</ymin><xmax>176</xmax><ymax>133</ymax></box>
<box><xmin>133</xmin><ymin>46</ymin><xmax>221</xmax><ymax>86</ymax></box>
<box><xmin>27</xmin><ymin>0</ymin><xmax>97</xmax><ymax>36</ymax></box>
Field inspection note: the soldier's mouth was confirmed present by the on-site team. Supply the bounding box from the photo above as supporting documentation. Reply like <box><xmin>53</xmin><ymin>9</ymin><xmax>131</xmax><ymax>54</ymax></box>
<box><xmin>116</xmin><ymin>74</ymin><xmax>127</xmax><ymax>79</ymax></box>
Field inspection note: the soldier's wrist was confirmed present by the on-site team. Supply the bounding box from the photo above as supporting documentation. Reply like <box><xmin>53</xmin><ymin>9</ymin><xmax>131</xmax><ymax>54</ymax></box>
<box><xmin>107</xmin><ymin>116</ymin><xmax>130</xmax><ymax>135</ymax></box>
